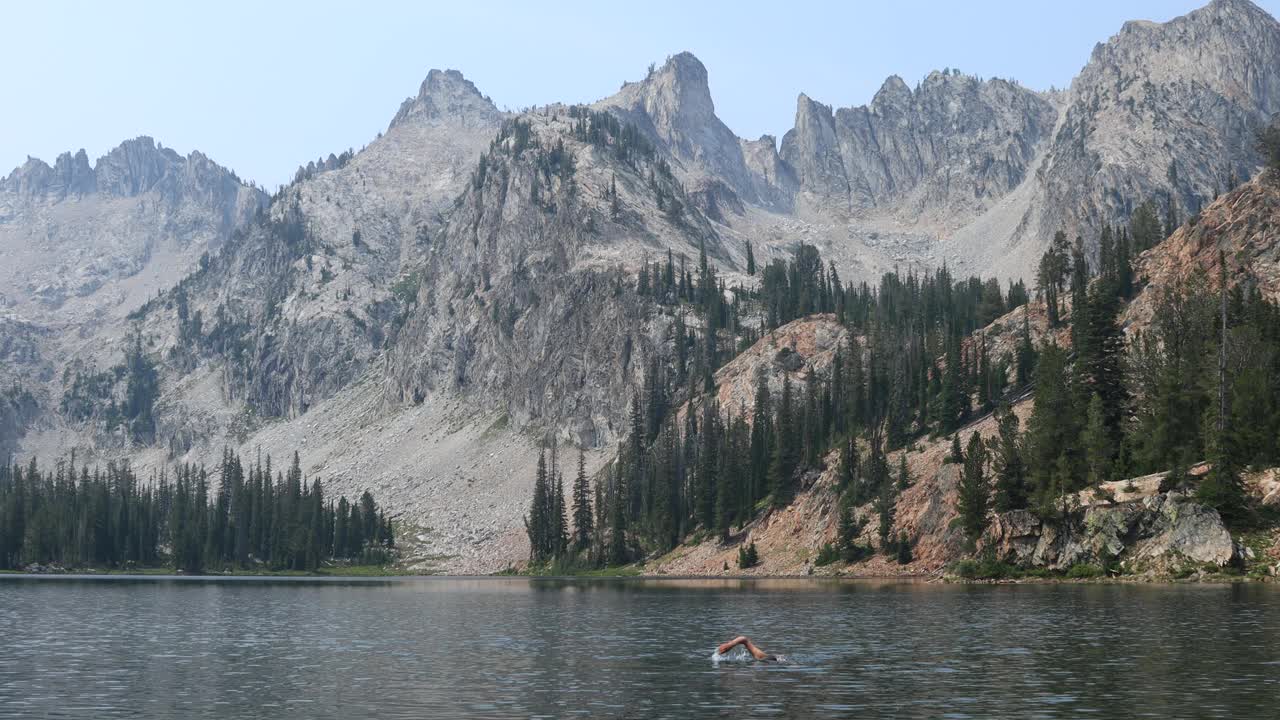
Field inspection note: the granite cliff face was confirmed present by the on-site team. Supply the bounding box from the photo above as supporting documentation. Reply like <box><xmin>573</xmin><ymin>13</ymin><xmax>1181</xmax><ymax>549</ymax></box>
<box><xmin>129</xmin><ymin>68</ymin><xmax>506</xmax><ymax>423</ymax></box>
<box><xmin>1026</xmin><ymin>0</ymin><xmax>1280</xmax><ymax>268</ymax></box>
<box><xmin>780</xmin><ymin>72</ymin><xmax>1058</xmax><ymax>222</ymax></box>
<box><xmin>382</xmin><ymin>108</ymin><xmax>724</xmax><ymax>447</ymax></box>
<box><xmin>598</xmin><ymin>53</ymin><xmax>795</xmax><ymax>213</ymax></box>
<box><xmin>774</xmin><ymin>0</ymin><xmax>1280</xmax><ymax>280</ymax></box>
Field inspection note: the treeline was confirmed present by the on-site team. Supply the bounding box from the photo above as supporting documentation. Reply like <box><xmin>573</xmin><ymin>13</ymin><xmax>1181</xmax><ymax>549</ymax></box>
<box><xmin>0</xmin><ymin>450</ymin><xmax>394</xmax><ymax>573</ymax></box>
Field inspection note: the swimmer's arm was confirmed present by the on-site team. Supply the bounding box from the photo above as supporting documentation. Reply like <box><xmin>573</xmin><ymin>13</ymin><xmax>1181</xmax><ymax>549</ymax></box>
<box><xmin>716</xmin><ymin>635</ymin><xmax>747</xmax><ymax>653</ymax></box>
<box><xmin>741</xmin><ymin>638</ymin><xmax>771</xmax><ymax>661</ymax></box>
<box><xmin>717</xmin><ymin>636</ymin><xmax>771</xmax><ymax>660</ymax></box>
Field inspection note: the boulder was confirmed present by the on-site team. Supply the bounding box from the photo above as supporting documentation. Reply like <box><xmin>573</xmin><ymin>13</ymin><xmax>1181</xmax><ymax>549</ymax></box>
<box><xmin>984</xmin><ymin>492</ymin><xmax>1237</xmax><ymax>571</ymax></box>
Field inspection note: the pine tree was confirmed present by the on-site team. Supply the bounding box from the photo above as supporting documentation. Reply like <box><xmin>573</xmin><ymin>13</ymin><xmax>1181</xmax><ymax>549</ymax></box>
<box><xmin>1025</xmin><ymin>343</ymin><xmax>1080</xmax><ymax>505</ymax></box>
<box><xmin>1198</xmin><ymin>264</ymin><xmax>1248</xmax><ymax>524</ymax></box>
<box><xmin>895</xmin><ymin>531</ymin><xmax>912</xmax><ymax>565</ymax></box>
<box><xmin>990</xmin><ymin>407</ymin><xmax>1028</xmax><ymax>512</ymax></box>
<box><xmin>947</xmin><ymin>434</ymin><xmax>964</xmax><ymax>465</ymax></box>
<box><xmin>745</xmin><ymin>240</ymin><xmax>756</xmax><ymax>276</ymax></box>
<box><xmin>1015</xmin><ymin>312</ymin><xmax>1036</xmax><ymax>389</ymax></box>
<box><xmin>571</xmin><ymin>449</ymin><xmax>593</xmax><ymax>553</ymax></box>
<box><xmin>525</xmin><ymin>449</ymin><xmax>550</xmax><ymax>563</ymax></box>
<box><xmin>768</xmin><ymin>375</ymin><xmax>798</xmax><ymax>507</ymax></box>
<box><xmin>1082</xmin><ymin>393</ymin><xmax>1113</xmax><ymax>486</ymax></box>
<box><xmin>837</xmin><ymin>501</ymin><xmax>867</xmax><ymax>562</ymax></box>
<box><xmin>607</xmin><ymin>475</ymin><xmax>629</xmax><ymax>566</ymax></box>
<box><xmin>957</xmin><ymin>432</ymin><xmax>990</xmax><ymax>543</ymax></box>
<box><xmin>875</xmin><ymin>482</ymin><xmax>896</xmax><ymax>553</ymax></box>
<box><xmin>553</xmin><ymin>469</ymin><xmax>569</xmax><ymax>557</ymax></box>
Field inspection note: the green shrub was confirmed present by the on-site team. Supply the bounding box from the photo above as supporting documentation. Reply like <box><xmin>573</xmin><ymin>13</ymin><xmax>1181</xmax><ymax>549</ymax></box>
<box><xmin>895</xmin><ymin>532</ymin><xmax>913</xmax><ymax>565</ymax></box>
<box><xmin>815</xmin><ymin>543</ymin><xmax>840</xmax><ymax>566</ymax></box>
<box><xmin>1065</xmin><ymin>563</ymin><xmax>1104</xmax><ymax>579</ymax></box>
<box><xmin>953</xmin><ymin>557</ymin><xmax>1019</xmax><ymax>580</ymax></box>
<box><xmin>737</xmin><ymin>541</ymin><xmax>760</xmax><ymax>569</ymax></box>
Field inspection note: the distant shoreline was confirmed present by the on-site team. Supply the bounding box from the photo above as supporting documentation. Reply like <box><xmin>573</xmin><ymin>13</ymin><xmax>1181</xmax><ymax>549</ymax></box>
<box><xmin>5</xmin><ymin>569</ymin><xmax>1273</xmax><ymax>585</ymax></box>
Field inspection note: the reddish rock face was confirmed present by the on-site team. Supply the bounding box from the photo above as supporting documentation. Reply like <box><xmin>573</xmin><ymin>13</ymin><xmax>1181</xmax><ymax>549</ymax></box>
<box><xmin>1124</xmin><ymin>179</ymin><xmax>1280</xmax><ymax>335</ymax></box>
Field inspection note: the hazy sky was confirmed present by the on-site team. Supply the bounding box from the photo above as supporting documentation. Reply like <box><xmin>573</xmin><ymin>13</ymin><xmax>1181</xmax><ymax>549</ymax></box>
<box><xmin>4</xmin><ymin>1</ymin><xmax>1277</xmax><ymax>189</ymax></box>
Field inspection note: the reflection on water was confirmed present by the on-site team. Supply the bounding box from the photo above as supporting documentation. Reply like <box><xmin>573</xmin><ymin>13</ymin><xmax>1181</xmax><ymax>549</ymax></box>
<box><xmin>1</xmin><ymin>576</ymin><xmax>1278</xmax><ymax>718</ymax></box>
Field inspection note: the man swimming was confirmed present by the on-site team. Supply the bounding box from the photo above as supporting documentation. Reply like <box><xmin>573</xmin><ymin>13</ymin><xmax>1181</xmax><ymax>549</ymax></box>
<box><xmin>715</xmin><ymin>635</ymin><xmax>777</xmax><ymax>662</ymax></box>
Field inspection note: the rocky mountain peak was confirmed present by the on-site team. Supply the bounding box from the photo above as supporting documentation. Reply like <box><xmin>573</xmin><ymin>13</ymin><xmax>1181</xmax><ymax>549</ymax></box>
<box><xmin>1</xmin><ymin>136</ymin><xmax>258</xmax><ymax>206</ymax></box>
<box><xmin>870</xmin><ymin>75</ymin><xmax>912</xmax><ymax>110</ymax></box>
<box><xmin>598</xmin><ymin>52</ymin><xmax>765</xmax><ymax>205</ymax></box>
<box><xmin>92</xmin><ymin>136</ymin><xmax>182</xmax><ymax>197</ymax></box>
<box><xmin>388</xmin><ymin>68</ymin><xmax>502</xmax><ymax>131</ymax></box>
<box><xmin>781</xmin><ymin>68</ymin><xmax>1057</xmax><ymax>220</ymax></box>
<box><xmin>634</xmin><ymin>51</ymin><xmax>717</xmax><ymax>126</ymax></box>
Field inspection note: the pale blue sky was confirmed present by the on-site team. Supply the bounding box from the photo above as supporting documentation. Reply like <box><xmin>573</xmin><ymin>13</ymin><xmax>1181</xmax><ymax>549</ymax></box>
<box><xmin>3</xmin><ymin>1</ymin><xmax>1276</xmax><ymax>189</ymax></box>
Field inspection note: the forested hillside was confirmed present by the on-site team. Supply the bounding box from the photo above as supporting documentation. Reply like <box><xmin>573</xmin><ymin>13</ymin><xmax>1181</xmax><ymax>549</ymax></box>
<box><xmin>525</xmin><ymin>146</ymin><xmax>1280</xmax><ymax>576</ymax></box>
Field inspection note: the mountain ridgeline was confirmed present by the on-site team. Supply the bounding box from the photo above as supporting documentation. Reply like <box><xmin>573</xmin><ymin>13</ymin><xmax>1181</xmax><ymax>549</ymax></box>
<box><xmin>3</xmin><ymin>0</ymin><xmax>1280</xmax><ymax>573</ymax></box>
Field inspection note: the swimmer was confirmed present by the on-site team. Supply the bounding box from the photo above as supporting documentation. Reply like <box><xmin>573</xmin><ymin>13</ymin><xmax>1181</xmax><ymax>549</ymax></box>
<box><xmin>715</xmin><ymin>635</ymin><xmax>778</xmax><ymax>662</ymax></box>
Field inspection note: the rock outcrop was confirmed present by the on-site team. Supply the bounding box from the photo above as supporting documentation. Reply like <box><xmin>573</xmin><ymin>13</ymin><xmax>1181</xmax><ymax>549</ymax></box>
<box><xmin>599</xmin><ymin>52</ymin><xmax>795</xmax><ymax>212</ymax></box>
<box><xmin>382</xmin><ymin>108</ymin><xmax>724</xmax><ymax>447</ymax></box>
<box><xmin>1123</xmin><ymin>177</ymin><xmax>1280</xmax><ymax>332</ymax></box>
<box><xmin>389</xmin><ymin>69</ymin><xmax>504</xmax><ymax>131</ymax></box>
<box><xmin>985</xmin><ymin>493</ymin><xmax>1238</xmax><ymax>570</ymax></box>
<box><xmin>130</xmin><ymin>68</ymin><xmax>505</xmax><ymax>421</ymax></box>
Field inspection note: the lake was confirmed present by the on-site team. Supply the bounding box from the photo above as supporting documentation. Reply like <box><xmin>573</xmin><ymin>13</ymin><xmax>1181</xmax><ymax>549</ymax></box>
<box><xmin>1</xmin><ymin>576</ymin><xmax>1277</xmax><ymax>718</ymax></box>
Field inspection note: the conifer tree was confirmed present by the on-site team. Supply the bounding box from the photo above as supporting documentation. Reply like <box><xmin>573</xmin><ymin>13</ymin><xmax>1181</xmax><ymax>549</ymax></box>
<box><xmin>768</xmin><ymin>375</ymin><xmax>798</xmax><ymax>507</ymax></box>
<box><xmin>1025</xmin><ymin>343</ymin><xmax>1080</xmax><ymax>505</ymax></box>
<box><xmin>896</xmin><ymin>531</ymin><xmax>912</xmax><ymax>565</ymax></box>
<box><xmin>553</xmin><ymin>469</ymin><xmax>569</xmax><ymax>557</ymax></box>
<box><xmin>990</xmin><ymin>407</ymin><xmax>1028</xmax><ymax>512</ymax></box>
<box><xmin>836</xmin><ymin>501</ymin><xmax>868</xmax><ymax>562</ymax></box>
<box><xmin>607</xmin><ymin>476</ymin><xmax>629</xmax><ymax>566</ymax></box>
<box><xmin>947</xmin><ymin>434</ymin><xmax>964</xmax><ymax>465</ymax></box>
<box><xmin>957</xmin><ymin>432</ymin><xmax>990</xmax><ymax>543</ymax></box>
<box><xmin>525</xmin><ymin>449</ymin><xmax>550</xmax><ymax>563</ymax></box>
<box><xmin>571</xmin><ymin>449</ymin><xmax>593</xmax><ymax>553</ymax></box>
<box><xmin>875</xmin><ymin>482</ymin><xmax>896</xmax><ymax>552</ymax></box>
<box><xmin>1082</xmin><ymin>393</ymin><xmax>1113</xmax><ymax>486</ymax></box>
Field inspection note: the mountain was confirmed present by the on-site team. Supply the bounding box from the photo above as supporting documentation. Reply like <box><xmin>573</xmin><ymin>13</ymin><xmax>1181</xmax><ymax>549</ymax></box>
<box><xmin>1040</xmin><ymin>0</ymin><xmax>1279</xmax><ymax>234</ymax></box>
<box><xmin>0</xmin><ymin>137</ymin><xmax>266</xmax><ymax>458</ymax></box>
<box><xmin>5</xmin><ymin>0</ymin><xmax>1280</xmax><ymax>573</ymax></box>
<box><xmin>0</xmin><ymin>137</ymin><xmax>266</xmax><ymax>323</ymax></box>
<box><xmin>952</xmin><ymin>0</ymin><xmax>1280</xmax><ymax>278</ymax></box>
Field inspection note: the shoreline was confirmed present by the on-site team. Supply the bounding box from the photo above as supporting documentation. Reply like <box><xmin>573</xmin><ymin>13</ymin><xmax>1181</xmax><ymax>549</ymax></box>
<box><xmin>3</xmin><ymin>568</ymin><xmax>1274</xmax><ymax>585</ymax></box>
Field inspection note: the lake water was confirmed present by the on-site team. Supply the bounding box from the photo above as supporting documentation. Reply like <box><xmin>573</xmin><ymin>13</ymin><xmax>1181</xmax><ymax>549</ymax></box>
<box><xmin>1</xmin><ymin>576</ymin><xmax>1278</xmax><ymax>719</ymax></box>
